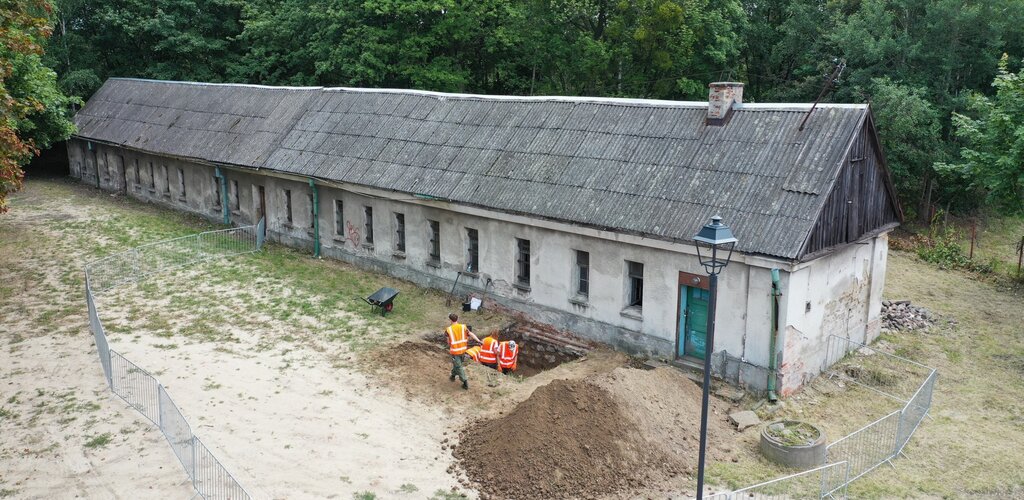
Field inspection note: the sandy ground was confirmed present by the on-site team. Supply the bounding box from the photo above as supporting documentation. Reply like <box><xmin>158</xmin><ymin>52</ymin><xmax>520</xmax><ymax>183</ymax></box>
<box><xmin>0</xmin><ymin>181</ymin><xmax>193</xmax><ymax>499</ymax></box>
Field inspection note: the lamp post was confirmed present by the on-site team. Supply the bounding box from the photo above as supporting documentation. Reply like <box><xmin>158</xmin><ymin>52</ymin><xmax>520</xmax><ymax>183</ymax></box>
<box><xmin>692</xmin><ymin>215</ymin><xmax>737</xmax><ymax>500</ymax></box>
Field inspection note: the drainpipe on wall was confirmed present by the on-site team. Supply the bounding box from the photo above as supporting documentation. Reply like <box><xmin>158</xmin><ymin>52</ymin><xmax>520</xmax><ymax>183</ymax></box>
<box><xmin>214</xmin><ymin>167</ymin><xmax>230</xmax><ymax>225</ymax></box>
<box><xmin>309</xmin><ymin>177</ymin><xmax>320</xmax><ymax>258</ymax></box>
<box><xmin>768</xmin><ymin>268</ymin><xmax>782</xmax><ymax>402</ymax></box>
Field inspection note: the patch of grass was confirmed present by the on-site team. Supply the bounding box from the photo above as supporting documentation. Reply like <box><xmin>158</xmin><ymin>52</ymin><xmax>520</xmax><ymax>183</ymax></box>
<box><xmin>0</xmin><ymin>488</ymin><xmax>20</xmax><ymax>498</ymax></box>
<box><xmin>152</xmin><ymin>343</ymin><xmax>179</xmax><ymax>350</ymax></box>
<box><xmin>0</xmin><ymin>407</ymin><xmax>17</xmax><ymax>420</ymax></box>
<box><xmin>429</xmin><ymin>490</ymin><xmax>468</xmax><ymax>500</ymax></box>
<box><xmin>202</xmin><ymin>380</ymin><xmax>222</xmax><ymax>391</ymax></box>
<box><xmin>83</xmin><ymin>433</ymin><xmax>112</xmax><ymax>449</ymax></box>
<box><xmin>352</xmin><ymin>492</ymin><xmax>376</xmax><ymax>500</ymax></box>
<box><xmin>398</xmin><ymin>483</ymin><xmax>418</xmax><ymax>493</ymax></box>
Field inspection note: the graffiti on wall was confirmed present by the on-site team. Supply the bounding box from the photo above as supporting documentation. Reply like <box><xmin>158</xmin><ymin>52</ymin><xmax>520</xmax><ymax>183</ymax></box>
<box><xmin>345</xmin><ymin>220</ymin><xmax>360</xmax><ymax>247</ymax></box>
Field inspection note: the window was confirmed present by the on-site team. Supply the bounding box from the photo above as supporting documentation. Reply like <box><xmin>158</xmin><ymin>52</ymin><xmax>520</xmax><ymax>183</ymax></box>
<box><xmin>627</xmin><ymin>261</ymin><xmax>644</xmax><ymax>308</ymax></box>
<box><xmin>284</xmin><ymin>189</ymin><xmax>293</xmax><ymax>224</ymax></box>
<box><xmin>148</xmin><ymin>162</ymin><xmax>155</xmax><ymax>189</ymax></box>
<box><xmin>466</xmin><ymin>228</ymin><xmax>479</xmax><ymax>272</ymax></box>
<box><xmin>575</xmin><ymin>250</ymin><xmax>590</xmax><ymax>297</ymax></box>
<box><xmin>134</xmin><ymin>159</ymin><xmax>140</xmax><ymax>186</ymax></box>
<box><xmin>213</xmin><ymin>176</ymin><xmax>221</xmax><ymax>207</ymax></box>
<box><xmin>177</xmin><ymin>168</ymin><xmax>186</xmax><ymax>199</ymax></box>
<box><xmin>394</xmin><ymin>213</ymin><xmax>406</xmax><ymax>252</ymax></box>
<box><xmin>230</xmin><ymin>180</ymin><xmax>239</xmax><ymax>211</ymax></box>
<box><xmin>364</xmin><ymin>206</ymin><xmax>374</xmax><ymax>245</ymax></box>
<box><xmin>515</xmin><ymin>238</ymin><xmax>530</xmax><ymax>286</ymax></box>
<box><xmin>335</xmin><ymin>200</ymin><xmax>344</xmax><ymax>235</ymax></box>
<box><xmin>428</xmin><ymin>220</ymin><xmax>441</xmax><ymax>263</ymax></box>
<box><xmin>308</xmin><ymin>194</ymin><xmax>315</xmax><ymax>229</ymax></box>
<box><xmin>163</xmin><ymin>165</ymin><xmax>170</xmax><ymax>194</ymax></box>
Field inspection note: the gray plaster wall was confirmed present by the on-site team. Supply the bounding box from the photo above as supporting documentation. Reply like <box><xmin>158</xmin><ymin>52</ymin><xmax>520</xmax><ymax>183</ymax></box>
<box><xmin>67</xmin><ymin>138</ymin><xmax>890</xmax><ymax>393</ymax></box>
<box><xmin>775</xmin><ymin>234</ymin><xmax>888</xmax><ymax>396</ymax></box>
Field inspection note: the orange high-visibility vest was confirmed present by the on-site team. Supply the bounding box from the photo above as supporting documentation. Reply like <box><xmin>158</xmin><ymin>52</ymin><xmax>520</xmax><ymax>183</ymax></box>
<box><xmin>477</xmin><ymin>336</ymin><xmax>499</xmax><ymax>364</ymax></box>
<box><xmin>498</xmin><ymin>342</ymin><xmax>518</xmax><ymax>370</ymax></box>
<box><xmin>465</xmin><ymin>346</ymin><xmax>482</xmax><ymax>362</ymax></box>
<box><xmin>446</xmin><ymin>323</ymin><xmax>468</xmax><ymax>355</ymax></box>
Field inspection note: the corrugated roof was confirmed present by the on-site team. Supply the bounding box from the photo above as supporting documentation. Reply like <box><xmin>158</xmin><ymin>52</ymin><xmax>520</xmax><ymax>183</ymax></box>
<box><xmin>73</xmin><ymin>78</ymin><xmax>871</xmax><ymax>260</ymax></box>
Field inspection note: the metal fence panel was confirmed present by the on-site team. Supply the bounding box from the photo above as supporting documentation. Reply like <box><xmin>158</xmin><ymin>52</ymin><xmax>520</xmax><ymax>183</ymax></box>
<box><xmin>158</xmin><ymin>384</ymin><xmax>196</xmax><ymax>476</ymax></box>
<box><xmin>703</xmin><ymin>462</ymin><xmax>850</xmax><ymax>500</ymax></box>
<box><xmin>825</xmin><ymin>410</ymin><xmax>901</xmax><ymax>485</ymax></box>
<box><xmin>109</xmin><ymin>350</ymin><xmax>160</xmax><ymax>424</ymax></box>
<box><xmin>83</xmin><ymin>222</ymin><xmax>260</xmax><ymax>499</ymax></box>
<box><xmin>85</xmin><ymin>277</ymin><xmax>111</xmax><ymax>385</ymax></box>
<box><xmin>194</xmin><ymin>436</ymin><xmax>251</xmax><ymax>500</ymax></box>
<box><xmin>896</xmin><ymin>369</ymin><xmax>936</xmax><ymax>453</ymax></box>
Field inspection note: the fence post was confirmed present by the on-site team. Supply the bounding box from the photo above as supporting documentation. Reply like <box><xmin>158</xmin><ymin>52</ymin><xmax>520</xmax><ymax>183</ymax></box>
<box><xmin>192</xmin><ymin>435</ymin><xmax>199</xmax><ymax>492</ymax></box>
<box><xmin>157</xmin><ymin>384</ymin><xmax>164</xmax><ymax>432</ymax></box>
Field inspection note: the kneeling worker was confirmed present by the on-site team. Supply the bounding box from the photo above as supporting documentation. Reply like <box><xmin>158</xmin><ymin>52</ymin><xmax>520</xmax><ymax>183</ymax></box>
<box><xmin>497</xmin><ymin>340</ymin><xmax>519</xmax><ymax>374</ymax></box>
<box><xmin>476</xmin><ymin>331</ymin><xmax>501</xmax><ymax>370</ymax></box>
<box><xmin>446</xmin><ymin>313</ymin><xmax>481</xmax><ymax>390</ymax></box>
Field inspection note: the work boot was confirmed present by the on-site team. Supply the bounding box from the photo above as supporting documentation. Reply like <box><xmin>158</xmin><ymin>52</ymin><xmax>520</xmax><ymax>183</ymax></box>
<box><xmin>462</xmin><ymin>380</ymin><xmax>469</xmax><ymax>390</ymax></box>
<box><xmin>449</xmin><ymin>374</ymin><xmax>456</xmax><ymax>382</ymax></box>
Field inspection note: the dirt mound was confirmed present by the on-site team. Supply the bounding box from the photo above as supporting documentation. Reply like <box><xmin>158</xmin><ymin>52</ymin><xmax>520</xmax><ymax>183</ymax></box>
<box><xmin>594</xmin><ymin>367</ymin><xmax>739</xmax><ymax>468</ymax></box>
<box><xmin>453</xmin><ymin>378</ymin><xmax>681</xmax><ymax>499</ymax></box>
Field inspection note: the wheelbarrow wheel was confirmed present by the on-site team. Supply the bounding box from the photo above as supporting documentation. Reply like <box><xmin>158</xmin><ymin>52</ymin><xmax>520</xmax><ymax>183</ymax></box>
<box><xmin>384</xmin><ymin>302</ymin><xmax>394</xmax><ymax>312</ymax></box>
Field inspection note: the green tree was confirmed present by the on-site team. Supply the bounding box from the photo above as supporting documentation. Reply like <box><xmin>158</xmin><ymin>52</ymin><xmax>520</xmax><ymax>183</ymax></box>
<box><xmin>2</xmin><ymin>0</ymin><xmax>77</xmax><ymax>213</ymax></box>
<box><xmin>939</xmin><ymin>55</ymin><xmax>1024</xmax><ymax>214</ymax></box>
<box><xmin>865</xmin><ymin>78</ymin><xmax>943</xmax><ymax>221</ymax></box>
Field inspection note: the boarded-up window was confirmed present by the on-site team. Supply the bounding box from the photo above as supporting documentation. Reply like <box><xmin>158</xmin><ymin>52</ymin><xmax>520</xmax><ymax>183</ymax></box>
<box><xmin>213</xmin><ymin>176</ymin><xmax>221</xmax><ymax>207</ymax></box>
<box><xmin>230</xmin><ymin>180</ymin><xmax>239</xmax><ymax>210</ymax></box>
<box><xmin>177</xmin><ymin>168</ymin><xmax>186</xmax><ymax>199</ymax></box>
<box><xmin>308</xmin><ymin>194</ymin><xmax>315</xmax><ymax>229</ymax></box>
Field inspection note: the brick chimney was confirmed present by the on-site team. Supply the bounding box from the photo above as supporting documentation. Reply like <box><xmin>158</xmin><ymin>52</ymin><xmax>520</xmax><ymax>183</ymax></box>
<box><xmin>707</xmin><ymin>82</ymin><xmax>743</xmax><ymax>125</ymax></box>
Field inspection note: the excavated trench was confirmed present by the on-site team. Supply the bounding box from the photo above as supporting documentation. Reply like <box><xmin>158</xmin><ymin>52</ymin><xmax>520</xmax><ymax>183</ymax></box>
<box><xmin>424</xmin><ymin>321</ymin><xmax>584</xmax><ymax>377</ymax></box>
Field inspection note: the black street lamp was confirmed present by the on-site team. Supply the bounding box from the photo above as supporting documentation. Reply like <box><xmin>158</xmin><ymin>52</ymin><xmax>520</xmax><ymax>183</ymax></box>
<box><xmin>692</xmin><ymin>215</ymin><xmax>737</xmax><ymax>500</ymax></box>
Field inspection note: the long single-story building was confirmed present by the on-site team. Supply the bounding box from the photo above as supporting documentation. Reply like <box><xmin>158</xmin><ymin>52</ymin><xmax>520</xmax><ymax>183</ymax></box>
<box><xmin>68</xmin><ymin>78</ymin><xmax>901</xmax><ymax>395</ymax></box>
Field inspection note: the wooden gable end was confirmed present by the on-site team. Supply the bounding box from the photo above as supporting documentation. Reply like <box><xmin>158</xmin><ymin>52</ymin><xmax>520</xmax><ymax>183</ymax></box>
<box><xmin>799</xmin><ymin>111</ymin><xmax>903</xmax><ymax>260</ymax></box>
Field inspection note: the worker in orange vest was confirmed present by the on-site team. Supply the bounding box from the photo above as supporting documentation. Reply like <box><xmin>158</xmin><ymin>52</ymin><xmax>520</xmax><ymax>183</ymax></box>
<box><xmin>497</xmin><ymin>340</ymin><xmax>519</xmax><ymax>374</ymax></box>
<box><xmin>446</xmin><ymin>313</ymin><xmax>481</xmax><ymax>390</ymax></box>
<box><xmin>476</xmin><ymin>331</ymin><xmax>501</xmax><ymax>370</ymax></box>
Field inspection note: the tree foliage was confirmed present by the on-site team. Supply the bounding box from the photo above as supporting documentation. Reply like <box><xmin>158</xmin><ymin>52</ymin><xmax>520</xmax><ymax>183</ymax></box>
<box><xmin>1</xmin><ymin>0</ymin><xmax>76</xmax><ymax>213</ymax></box>
<box><xmin>939</xmin><ymin>55</ymin><xmax>1024</xmax><ymax>214</ymax></box>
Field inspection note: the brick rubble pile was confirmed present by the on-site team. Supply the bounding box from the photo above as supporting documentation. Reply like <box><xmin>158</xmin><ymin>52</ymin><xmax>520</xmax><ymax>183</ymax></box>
<box><xmin>881</xmin><ymin>300</ymin><xmax>935</xmax><ymax>331</ymax></box>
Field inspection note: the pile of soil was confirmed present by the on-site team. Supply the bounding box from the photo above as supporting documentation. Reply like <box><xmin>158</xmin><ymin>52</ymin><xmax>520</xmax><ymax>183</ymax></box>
<box><xmin>454</xmin><ymin>367</ymin><xmax>742</xmax><ymax>499</ymax></box>
<box><xmin>453</xmin><ymin>379</ymin><xmax>679</xmax><ymax>499</ymax></box>
<box><xmin>594</xmin><ymin>367</ymin><xmax>737</xmax><ymax>469</ymax></box>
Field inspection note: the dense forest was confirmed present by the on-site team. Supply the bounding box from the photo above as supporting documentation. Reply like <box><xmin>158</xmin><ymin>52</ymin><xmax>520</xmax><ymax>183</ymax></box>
<box><xmin>2</xmin><ymin>0</ymin><xmax>1023</xmax><ymax>215</ymax></box>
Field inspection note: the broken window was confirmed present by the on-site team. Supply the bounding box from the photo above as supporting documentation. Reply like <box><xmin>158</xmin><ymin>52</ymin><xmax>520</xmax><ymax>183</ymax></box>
<box><xmin>364</xmin><ymin>206</ymin><xmax>374</xmax><ymax>245</ymax></box>
<box><xmin>177</xmin><ymin>168</ymin><xmax>186</xmax><ymax>199</ymax></box>
<box><xmin>134</xmin><ymin>159</ymin><xmax>140</xmax><ymax>187</ymax></box>
<box><xmin>284</xmin><ymin>189</ymin><xmax>293</xmax><ymax>224</ymax></box>
<box><xmin>148</xmin><ymin>162</ymin><xmax>155</xmax><ymax>190</ymax></box>
<box><xmin>575</xmin><ymin>250</ymin><xmax>590</xmax><ymax>297</ymax></box>
<box><xmin>163</xmin><ymin>165</ymin><xmax>170</xmax><ymax>194</ymax></box>
<box><xmin>213</xmin><ymin>176</ymin><xmax>221</xmax><ymax>207</ymax></box>
<box><xmin>428</xmin><ymin>220</ymin><xmax>441</xmax><ymax>263</ymax></box>
<box><xmin>516</xmin><ymin>238</ymin><xmax>530</xmax><ymax>286</ymax></box>
<box><xmin>466</xmin><ymin>228</ymin><xmax>479</xmax><ymax>272</ymax></box>
<box><xmin>394</xmin><ymin>213</ymin><xmax>406</xmax><ymax>252</ymax></box>
<box><xmin>335</xmin><ymin>199</ymin><xmax>344</xmax><ymax>235</ymax></box>
<box><xmin>626</xmin><ymin>261</ymin><xmax>644</xmax><ymax>308</ymax></box>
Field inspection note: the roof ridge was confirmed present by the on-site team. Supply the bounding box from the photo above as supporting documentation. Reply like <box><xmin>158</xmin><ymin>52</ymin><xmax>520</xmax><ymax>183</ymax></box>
<box><xmin>107</xmin><ymin>77</ymin><xmax>868</xmax><ymax>111</ymax></box>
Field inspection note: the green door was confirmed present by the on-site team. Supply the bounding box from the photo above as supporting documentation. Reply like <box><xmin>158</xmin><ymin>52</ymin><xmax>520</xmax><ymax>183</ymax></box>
<box><xmin>678</xmin><ymin>286</ymin><xmax>710</xmax><ymax>359</ymax></box>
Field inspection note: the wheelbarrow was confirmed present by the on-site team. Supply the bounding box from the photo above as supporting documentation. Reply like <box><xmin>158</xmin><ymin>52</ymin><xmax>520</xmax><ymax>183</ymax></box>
<box><xmin>364</xmin><ymin>287</ymin><xmax>399</xmax><ymax>317</ymax></box>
